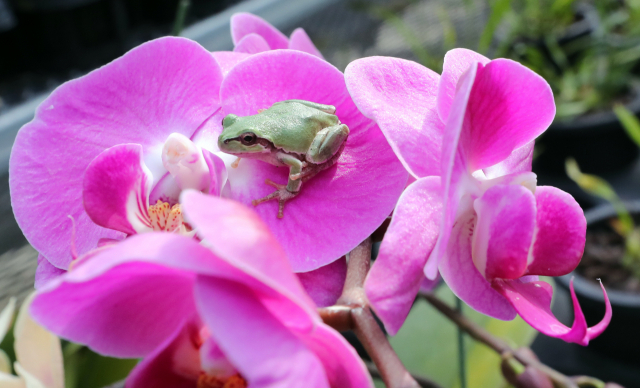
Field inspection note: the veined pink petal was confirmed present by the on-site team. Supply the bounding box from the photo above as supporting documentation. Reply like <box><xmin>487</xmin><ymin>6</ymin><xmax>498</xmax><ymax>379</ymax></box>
<box><xmin>472</xmin><ymin>185</ymin><xmax>535</xmax><ymax>280</ymax></box>
<box><xmin>289</xmin><ymin>28</ymin><xmax>324</xmax><ymax>59</ymax></box>
<box><xmin>345</xmin><ymin>57</ymin><xmax>443</xmax><ymax>178</ymax></box>
<box><xmin>83</xmin><ymin>144</ymin><xmax>153</xmax><ymax>235</ymax></box>
<box><xmin>230</xmin><ymin>13</ymin><xmax>289</xmax><ymax>50</ymax></box>
<box><xmin>220</xmin><ymin>50</ymin><xmax>407</xmax><ymax>272</ymax></box>
<box><xmin>526</xmin><ymin>186</ymin><xmax>586</xmax><ymax>276</ymax></box>
<box><xmin>10</xmin><ymin>37</ymin><xmax>223</xmax><ymax>269</ymax></box>
<box><xmin>234</xmin><ymin>33</ymin><xmax>271</xmax><ymax>54</ymax></box>
<box><xmin>125</xmin><ymin>322</ymin><xmax>200</xmax><ymax>388</ymax></box>
<box><xmin>493</xmin><ymin>278</ymin><xmax>611</xmax><ymax>345</ymax></box>
<box><xmin>438</xmin><ymin>209</ymin><xmax>517</xmax><ymax>320</ymax></box>
<box><xmin>365</xmin><ymin>177</ymin><xmax>442</xmax><ymax>335</ymax></box>
<box><xmin>483</xmin><ymin>141</ymin><xmax>534</xmax><ymax>179</ymax></box>
<box><xmin>297</xmin><ymin>257</ymin><xmax>347</xmax><ymax>308</ymax></box>
<box><xmin>426</xmin><ymin>64</ymin><xmax>478</xmax><ymax>279</ymax></box>
<box><xmin>211</xmin><ymin>51</ymin><xmax>251</xmax><ymax>77</ymax></box>
<box><xmin>302</xmin><ymin>324</ymin><xmax>374</xmax><ymax>388</ymax></box>
<box><xmin>30</xmin><ymin>233</ymin><xmax>247</xmax><ymax>357</ymax></box>
<box><xmin>437</xmin><ymin>48</ymin><xmax>490</xmax><ymax>122</ymax></box>
<box><xmin>180</xmin><ymin>191</ymin><xmax>317</xmax><ymax>316</ymax></box>
<box><xmin>35</xmin><ymin>255</ymin><xmax>66</xmax><ymax>289</ymax></box>
<box><xmin>195</xmin><ymin>277</ymin><xmax>330</xmax><ymax>388</ymax></box>
<box><xmin>459</xmin><ymin>59</ymin><xmax>555</xmax><ymax>171</ymax></box>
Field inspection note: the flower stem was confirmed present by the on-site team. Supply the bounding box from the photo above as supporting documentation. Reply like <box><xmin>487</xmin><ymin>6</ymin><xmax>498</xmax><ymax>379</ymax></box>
<box><xmin>326</xmin><ymin>237</ymin><xmax>420</xmax><ymax>388</ymax></box>
<box><xmin>420</xmin><ymin>292</ymin><xmax>587</xmax><ymax>388</ymax></box>
<box><xmin>455</xmin><ymin>297</ymin><xmax>467</xmax><ymax>388</ymax></box>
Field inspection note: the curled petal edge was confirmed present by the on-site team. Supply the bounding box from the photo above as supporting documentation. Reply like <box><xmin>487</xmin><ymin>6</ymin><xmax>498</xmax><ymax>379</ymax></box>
<box><xmin>493</xmin><ymin>278</ymin><xmax>611</xmax><ymax>346</ymax></box>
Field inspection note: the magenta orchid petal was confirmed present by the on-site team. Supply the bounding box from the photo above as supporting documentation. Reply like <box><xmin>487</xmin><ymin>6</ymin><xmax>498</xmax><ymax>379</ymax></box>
<box><xmin>344</xmin><ymin>56</ymin><xmax>443</xmax><ymax>178</ymax></box>
<box><xmin>34</xmin><ymin>255</ymin><xmax>66</xmax><ymax>289</ymax></box>
<box><xmin>180</xmin><ymin>191</ymin><xmax>317</xmax><ymax>318</ymax></box>
<box><xmin>32</xmin><ymin>260</ymin><xmax>198</xmax><ymax>357</ymax></box>
<box><xmin>234</xmin><ymin>33</ymin><xmax>271</xmax><ymax>54</ymax></box>
<box><xmin>297</xmin><ymin>257</ymin><xmax>347</xmax><ymax>308</ymax></box>
<box><xmin>493</xmin><ymin>278</ymin><xmax>611</xmax><ymax>345</ymax></box>
<box><xmin>195</xmin><ymin>276</ymin><xmax>330</xmax><ymax>388</ymax></box>
<box><xmin>220</xmin><ymin>50</ymin><xmax>407</xmax><ymax>272</ymax></box>
<box><xmin>426</xmin><ymin>64</ymin><xmax>478</xmax><ymax>279</ymax></box>
<box><xmin>211</xmin><ymin>51</ymin><xmax>251</xmax><ymax>77</ymax></box>
<box><xmin>419</xmin><ymin>275</ymin><xmax>440</xmax><ymax>293</ymax></box>
<box><xmin>83</xmin><ymin>144</ymin><xmax>153</xmax><ymax>235</ymax></box>
<box><xmin>289</xmin><ymin>28</ymin><xmax>324</xmax><ymax>59</ymax></box>
<box><xmin>126</xmin><ymin>323</ymin><xmax>200</xmax><ymax>388</ymax></box>
<box><xmin>230</xmin><ymin>12</ymin><xmax>289</xmax><ymax>50</ymax></box>
<box><xmin>437</xmin><ymin>48</ymin><xmax>490</xmax><ymax>122</ymax></box>
<box><xmin>458</xmin><ymin>59</ymin><xmax>555</xmax><ymax>171</ymax></box>
<box><xmin>202</xmin><ymin>149</ymin><xmax>228</xmax><ymax>196</ymax></box>
<box><xmin>10</xmin><ymin>36</ymin><xmax>223</xmax><ymax>269</ymax></box>
<box><xmin>30</xmin><ymin>233</ymin><xmax>252</xmax><ymax>357</ymax></box>
<box><xmin>438</xmin><ymin>209</ymin><xmax>517</xmax><ymax>320</ymax></box>
<box><xmin>483</xmin><ymin>141</ymin><xmax>534</xmax><ymax>179</ymax></box>
<box><xmin>301</xmin><ymin>323</ymin><xmax>374</xmax><ymax>388</ymax></box>
<box><xmin>472</xmin><ymin>185</ymin><xmax>535</xmax><ymax>280</ymax></box>
<box><xmin>526</xmin><ymin>186</ymin><xmax>586</xmax><ymax>276</ymax></box>
<box><xmin>365</xmin><ymin>176</ymin><xmax>442</xmax><ymax>335</ymax></box>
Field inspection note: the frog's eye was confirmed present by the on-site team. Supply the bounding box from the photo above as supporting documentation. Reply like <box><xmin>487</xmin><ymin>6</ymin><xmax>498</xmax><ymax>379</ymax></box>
<box><xmin>240</xmin><ymin>132</ymin><xmax>257</xmax><ymax>146</ymax></box>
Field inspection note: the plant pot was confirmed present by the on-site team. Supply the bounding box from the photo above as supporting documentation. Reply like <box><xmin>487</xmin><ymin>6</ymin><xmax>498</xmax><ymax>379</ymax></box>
<box><xmin>533</xmin><ymin>92</ymin><xmax>640</xmax><ymax>175</ymax></box>
<box><xmin>556</xmin><ymin>201</ymin><xmax>640</xmax><ymax>363</ymax></box>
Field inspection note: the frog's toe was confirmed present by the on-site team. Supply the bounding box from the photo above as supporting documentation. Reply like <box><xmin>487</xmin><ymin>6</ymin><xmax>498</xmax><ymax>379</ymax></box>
<box><xmin>252</xmin><ymin>179</ymin><xmax>299</xmax><ymax>218</ymax></box>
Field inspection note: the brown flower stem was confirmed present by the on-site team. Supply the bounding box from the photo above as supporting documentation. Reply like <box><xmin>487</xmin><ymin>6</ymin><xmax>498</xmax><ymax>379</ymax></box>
<box><xmin>365</xmin><ymin>361</ymin><xmax>444</xmax><ymax>388</ymax></box>
<box><xmin>420</xmin><ymin>292</ymin><xmax>591</xmax><ymax>388</ymax></box>
<box><xmin>319</xmin><ymin>237</ymin><xmax>421</xmax><ymax>388</ymax></box>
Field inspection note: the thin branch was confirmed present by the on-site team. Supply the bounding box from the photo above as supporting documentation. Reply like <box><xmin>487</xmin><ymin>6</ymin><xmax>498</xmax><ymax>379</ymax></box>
<box><xmin>325</xmin><ymin>237</ymin><xmax>420</xmax><ymax>388</ymax></box>
<box><xmin>365</xmin><ymin>361</ymin><xmax>444</xmax><ymax>388</ymax></box>
<box><xmin>420</xmin><ymin>292</ymin><xmax>584</xmax><ymax>388</ymax></box>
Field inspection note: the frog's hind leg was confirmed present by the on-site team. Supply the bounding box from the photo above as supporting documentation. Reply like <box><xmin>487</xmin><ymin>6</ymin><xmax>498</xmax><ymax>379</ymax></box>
<box><xmin>291</xmin><ymin>138</ymin><xmax>348</xmax><ymax>182</ymax></box>
<box><xmin>252</xmin><ymin>179</ymin><xmax>298</xmax><ymax>219</ymax></box>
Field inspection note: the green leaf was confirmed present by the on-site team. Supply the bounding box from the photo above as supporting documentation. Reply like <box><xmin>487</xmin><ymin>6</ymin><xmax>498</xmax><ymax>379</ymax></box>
<box><xmin>63</xmin><ymin>345</ymin><xmax>137</xmax><ymax>388</ymax></box>
<box><xmin>388</xmin><ymin>284</ymin><xmax>538</xmax><ymax>388</ymax></box>
<box><xmin>614</xmin><ymin>104</ymin><xmax>640</xmax><ymax>149</ymax></box>
<box><xmin>478</xmin><ymin>0</ymin><xmax>512</xmax><ymax>54</ymax></box>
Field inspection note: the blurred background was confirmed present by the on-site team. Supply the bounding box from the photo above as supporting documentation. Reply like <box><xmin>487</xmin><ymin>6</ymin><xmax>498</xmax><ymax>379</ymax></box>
<box><xmin>2</xmin><ymin>0</ymin><xmax>640</xmax><ymax>387</ymax></box>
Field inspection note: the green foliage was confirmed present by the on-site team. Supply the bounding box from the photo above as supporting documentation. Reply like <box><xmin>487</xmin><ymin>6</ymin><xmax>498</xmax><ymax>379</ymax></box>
<box><xmin>387</xmin><ymin>284</ymin><xmax>538</xmax><ymax>388</ymax></box>
<box><xmin>497</xmin><ymin>0</ymin><xmax>640</xmax><ymax>119</ymax></box>
<box><xmin>63</xmin><ymin>343</ymin><xmax>137</xmax><ymax>388</ymax></box>
<box><xmin>566</xmin><ymin>158</ymin><xmax>640</xmax><ymax>277</ymax></box>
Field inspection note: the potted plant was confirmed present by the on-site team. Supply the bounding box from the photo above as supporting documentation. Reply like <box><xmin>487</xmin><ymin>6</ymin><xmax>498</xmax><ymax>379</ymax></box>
<box><xmin>562</xmin><ymin>108</ymin><xmax>640</xmax><ymax>361</ymax></box>
<box><xmin>495</xmin><ymin>0</ymin><xmax>640</xmax><ymax>173</ymax></box>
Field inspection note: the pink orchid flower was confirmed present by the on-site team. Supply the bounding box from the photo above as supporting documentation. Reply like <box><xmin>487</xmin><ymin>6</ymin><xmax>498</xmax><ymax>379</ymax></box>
<box><xmin>345</xmin><ymin>49</ymin><xmax>611</xmax><ymax>345</ymax></box>
<box><xmin>30</xmin><ymin>192</ymin><xmax>373</xmax><ymax>388</ymax></box>
<box><xmin>191</xmin><ymin>49</ymin><xmax>407</xmax><ymax>305</ymax></box>
<box><xmin>10</xmin><ymin>37</ymin><xmax>226</xmax><ymax>288</ymax></box>
<box><xmin>212</xmin><ymin>12</ymin><xmax>323</xmax><ymax>78</ymax></box>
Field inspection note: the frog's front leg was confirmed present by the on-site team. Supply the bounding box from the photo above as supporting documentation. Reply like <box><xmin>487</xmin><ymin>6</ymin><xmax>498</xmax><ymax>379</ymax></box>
<box><xmin>251</xmin><ymin>153</ymin><xmax>306</xmax><ymax>218</ymax></box>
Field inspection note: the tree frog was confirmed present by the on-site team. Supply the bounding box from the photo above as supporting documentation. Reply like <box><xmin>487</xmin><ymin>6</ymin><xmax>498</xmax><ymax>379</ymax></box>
<box><xmin>217</xmin><ymin>99</ymin><xmax>350</xmax><ymax>218</ymax></box>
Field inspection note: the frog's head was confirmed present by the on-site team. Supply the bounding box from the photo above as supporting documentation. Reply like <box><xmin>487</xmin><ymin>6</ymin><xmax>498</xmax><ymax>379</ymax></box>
<box><xmin>217</xmin><ymin>113</ymin><xmax>268</xmax><ymax>155</ymax></box>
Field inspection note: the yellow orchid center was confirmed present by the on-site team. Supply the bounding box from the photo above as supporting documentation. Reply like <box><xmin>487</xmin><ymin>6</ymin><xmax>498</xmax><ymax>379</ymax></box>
<box><xmin>148</xmin><ymin>200</ymin><xmax>185</xmax><ymax>232</ymax></box>
<box><xmin>197</xmin><ymin>373</ymin><xmax>247</xmax><ymax>388</ymax></box>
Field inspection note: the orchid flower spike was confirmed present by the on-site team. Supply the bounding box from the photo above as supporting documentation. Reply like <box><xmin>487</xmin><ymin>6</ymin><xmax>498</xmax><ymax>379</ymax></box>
<box><xmin>212</xmin><ymin>12</ymin><xmax>324</xmax><ymax>77</ymax></box>
<box><xmin>0</xmin><ymin>294</ymin><xmax>64</xmax><ymax>388</ymax></box>
<box><xmin>345</xmin><ymin>49</ymin><xmax>611</xmax><ymax>345</ymax></box>
<box><xmin>10</xmin><ymin>37</ymin><xmax>227</xmax><ymax>289</ymax></box>
<box><xmin>30</xmin><ymin>193</ymin><xmax>373</xmax><ymax>388</ymax></box>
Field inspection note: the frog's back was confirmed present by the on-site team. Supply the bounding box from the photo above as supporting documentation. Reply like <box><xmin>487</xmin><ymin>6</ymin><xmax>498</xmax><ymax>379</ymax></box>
<box><xmin>259</xmin><ymin>102</ymin><xmax>339</xmax><ymax>154</ymax></box>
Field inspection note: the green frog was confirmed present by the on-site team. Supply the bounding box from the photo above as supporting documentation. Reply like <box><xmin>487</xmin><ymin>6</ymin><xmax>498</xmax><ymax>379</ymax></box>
<box><xmin>217</xmin><ymin>100</ymin><xmax>350</xmax><ymax>218</ymax></box>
